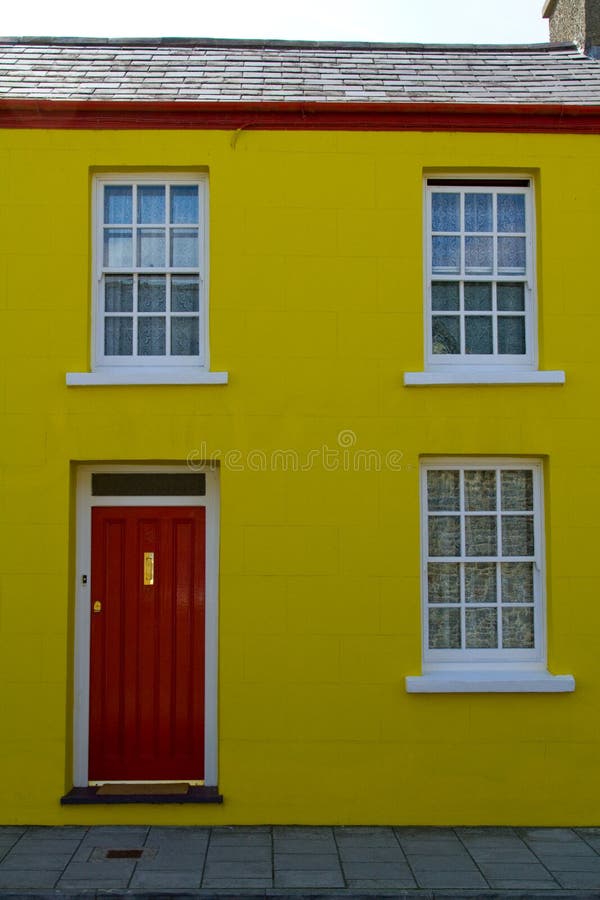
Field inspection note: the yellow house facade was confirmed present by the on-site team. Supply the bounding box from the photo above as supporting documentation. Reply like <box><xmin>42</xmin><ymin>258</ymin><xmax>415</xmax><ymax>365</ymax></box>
<box><xmin>1</xmin><ymin>29</ymin><xmax>600</xmax><ymax>825</ymax></box>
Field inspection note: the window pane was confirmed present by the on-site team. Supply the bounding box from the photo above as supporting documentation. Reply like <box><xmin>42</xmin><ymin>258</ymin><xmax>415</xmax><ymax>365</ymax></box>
<box><xmin>105</xmin><ymin>316</ymin><xmax>132</xmax><ymax>355</ymax></box>
<box><xmin>501</xmin><ymin>562</ymin><xmax>534</xmax><ymax>603</ymax></box>
<box><xmin>497</xmin><ymin>282</ymin><xmax>525</xmax><ymax>311</ymax></box>
<box><xmin>428</xmin><ymin>516</ymin><xmax>461</xmax><ymax>557</ymax></box>
<box><xmin>427</xmin><ymin>470</ymin><xmax>460</xmax><ymax>511</ymax></box>
<box><xmin>465</xmin><ymin>316</ymin><xmax>493</xmax><ymax>354</ymax></box>
<box><xmin>465</xmin><ymin>236</ymin><xmax>493</xmax><ymax>274</ymax></box>
<box><xmin>138</xmin><ymin>275</ymin><xmax>166</xmax><ymax>312</ymax></box>
<box><xmin>104</xmin><ymin>228</ymin><xmax>132</xmax><ymax>267</ymax></box>
<box><xmin>138</xmin><ymin>316</ymin><xmax>166</xmax><ymax>356</ymax></box>
<box><xmin>501</xmin><ymin>471</ymin><xmax>533</xmax><ymax>511</ymax></box>
<box><xmin>466</xmin><ymin>607</ymin><xmax>498</xmax><ymax>648</ymax></box>
<box><xmin>465</xmin><ymin>562</ymin><xmax>496</xmax><ymax>603</ymax></box>
<box><xmin>138</xmin><ymin>229</ymin><xmax>166</xmax><ymax>267</ymax></box>
<box><xmin>498</xmin><ymin>317</ymin><xmax>526</xmax><ymax>355</ymax></box>
<box><xmin>431</xmin><ymin>281</ymin><xmax>459</xmax><ymax>311</ymax></box>
<box><xmin>465</xmin><ymin>193</ymin><xmax>492</xmax><ymax>232</ymax></box>
<box><xmin>431</xmin><ymin>192</ymin><xmax>460</xmax><ymax>232</ymax></box>
<box><xmin>465</xmin><ymin>470</ymin><xmax>496</xmax><ymax>511</ymax></box>
<box><xmin>432</xmin><ymin>317</ymin><xmax>460</xmax><ymax>354</ymax></box>
<box><xmin>502</xmin><ymin>516</ymin><xmax>534</xmax><ymax>556</ymax></box>
<box><xmin>105</xmin><ymin>275</ymin><xmax>133</xmax><ymax>312</ymax></box>
<box><xmin>104</xmin><ymin>185</ymin><xmax>132</xmax><ymax>224</ymax></box>
<box><xmin>497</xmin><ymin>193</ymin><xmax>526</xmax><ymax>233</ymax></box>
<box><xmin>502</xmin><ymin>607</ymin><xmax>534</xmax><ymax>648</ymax></box>
<box><xmin>137</xmin><ymin>185</ymin><xmax>165</xmax><ymax>224</ymax></box>
<box><xmin>432</xmin><ymin>236</ymin><xmax>460</xmax><ymax>274</ymax></box>
<box><xmin>428</xmin><ymin>563</ymin><xmax>460</xmax><ymax>603</ymax></box>
<box><xmin>171</xmin><ymin>275</ymin><xmax>200</xmax><ymax>312</ymax></box>
<box><xmin>429</xmin><ymin>607</ymin><xmax>461</xmax><ymax>649</ymax></box>
<box><xmin>498</xmin><ymin>236</ymin><xmax>526</xmax><ymax>274</ymax></box>
<box><xmin>464</xmin><ymin>282</ymin><xmax>492</xmax><ymax>311</ymax></box>
<box><xmin>171</xmin><ymin>228</ymin><xmax>199</xmax><ymax>267</ymax></box>
<box><xmin>465</xmin><ymin>516</ymin><xmax>497</xmax><ymax>556</ymax></box>
<box><xmin>171</xmin><ymin>185</ymin><xmax>199</xmax><ymax>223</ymax></box>
<box><xmin>171</xmin><ymin>317</ymin><xmax>200</xmax><ymax>356</ymax></box>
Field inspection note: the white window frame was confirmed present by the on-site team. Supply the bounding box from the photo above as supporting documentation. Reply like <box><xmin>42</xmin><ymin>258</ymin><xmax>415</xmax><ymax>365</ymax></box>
<box><xmin>421</xmin><ymin>458</ymin><xmax>545</xmax><ymax>665</ymax></box>
<box><xmin>92</xmin><ymin>172</ymin><xmax>209</xmax><ymax>372</ymax></box>
<box><xmin>407</xmin><ymin>458</ymin><xmax>574</xmax><ymax>692</ymax></box>
<box><xmin>424</xmin><ymin>175</ymin><xmax>537</xmax><ymax>372</ymax></box>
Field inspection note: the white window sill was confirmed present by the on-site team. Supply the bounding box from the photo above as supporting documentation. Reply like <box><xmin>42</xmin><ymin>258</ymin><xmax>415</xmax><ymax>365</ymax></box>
<box><xmin>404</xmin><ymin>370</ymin><xmax>566</xmax><ymax>386</ymax></box>
<box><xmin>66</xmin><ymin>371</ymin><xmax>229</xmax><ymax>386</ymax></box>
<box><xmin>405</xmin><ymin>672</ymin><xmax>575</xmax><ymax>693</ymax></box>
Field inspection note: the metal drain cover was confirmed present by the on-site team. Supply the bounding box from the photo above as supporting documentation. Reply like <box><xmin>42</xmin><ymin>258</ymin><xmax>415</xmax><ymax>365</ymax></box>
<box><xmin>90</xmin><ymin>848</ymin><xmax>157</xmax><ymax>861</ymax></box>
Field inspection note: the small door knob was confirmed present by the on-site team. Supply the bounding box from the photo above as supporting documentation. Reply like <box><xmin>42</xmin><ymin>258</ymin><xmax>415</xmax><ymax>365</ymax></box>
<box><xmin>93</xmin><ymin>601</ymin><xmax>102</xmax><ymax>613</ymax></box>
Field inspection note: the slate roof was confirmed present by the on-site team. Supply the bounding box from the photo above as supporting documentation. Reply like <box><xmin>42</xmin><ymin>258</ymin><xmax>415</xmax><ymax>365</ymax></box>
<box><xmin>0</xmin><ymin>37</ymin><xmax>599</xmax><ymax>105</ymax></box>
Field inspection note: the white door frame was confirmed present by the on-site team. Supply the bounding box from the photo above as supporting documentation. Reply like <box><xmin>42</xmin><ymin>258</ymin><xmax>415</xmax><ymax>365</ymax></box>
<box><xmin>72</xmin><ymin>463</ymin><xmax>220</xmax><ymax>787</ymax></box>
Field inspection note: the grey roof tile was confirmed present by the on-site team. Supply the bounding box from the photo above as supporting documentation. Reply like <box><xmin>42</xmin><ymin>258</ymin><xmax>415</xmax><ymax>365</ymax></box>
<box><xmin>0</xmin><ymin>37</ymin><xmax>598</xmax><ymax>104</ymax></box>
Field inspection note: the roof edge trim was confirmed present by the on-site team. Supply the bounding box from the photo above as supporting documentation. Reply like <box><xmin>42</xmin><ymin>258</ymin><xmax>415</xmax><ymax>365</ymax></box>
<box><xmin>0</xmin><ymin>35</ymin><xmax>578</xmax><ymax>52</ymax></box>
<box><xmin>1</xmin><ymin>99</ymin><xmax>600</xmax><ymax>134</ymax></box>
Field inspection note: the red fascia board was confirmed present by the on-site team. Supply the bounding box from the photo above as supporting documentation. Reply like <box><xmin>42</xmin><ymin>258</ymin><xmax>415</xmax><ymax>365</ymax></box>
<box><xmin>1</xmin><ymin>99</ymin><xmax>600</xmax><ymax>133</ymax></box>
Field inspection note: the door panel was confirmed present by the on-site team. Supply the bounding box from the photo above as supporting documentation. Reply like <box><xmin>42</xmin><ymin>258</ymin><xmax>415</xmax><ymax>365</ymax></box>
<box><xmin>89</xmin><ymin>506</ymin><xmax>206</xmax><ymax>781</ymax></box>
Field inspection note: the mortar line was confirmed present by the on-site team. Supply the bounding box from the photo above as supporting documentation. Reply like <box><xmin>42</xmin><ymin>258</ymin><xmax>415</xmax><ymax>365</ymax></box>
<box><xmin>199</xmin><ymin>826</ymin><xmax>213</xmax><ymax>887</ymax></box>
<box><xmin>392</xmin><ymin>826</ymin><xmax>419</xmax><ymax>888</ymax></box>
<box><xmin>452</xmin><ymin>826</ymin><xmax>494</xmax><ymax>888</ymax></box>
<box><xmin>574</xmin><ymin>828</ymin><xmax>600</xmax><ymax>857</ymax></box>
<box><xmin>331</xmin><ymin>825</ymin><xmax>347</xmax><ymax>888</ymax></box>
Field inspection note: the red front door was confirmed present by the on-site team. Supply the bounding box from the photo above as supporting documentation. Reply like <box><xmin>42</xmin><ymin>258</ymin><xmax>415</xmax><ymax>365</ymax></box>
<box><xmin>89</xmin><ymin>506</ymin><xmax>206</xmax><ymax>781</ymax></box>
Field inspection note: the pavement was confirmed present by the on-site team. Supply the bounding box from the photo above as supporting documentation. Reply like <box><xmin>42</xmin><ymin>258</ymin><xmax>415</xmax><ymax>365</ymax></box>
<box><xmin>2</xmin><ymin>825</ymin><xmax>600</xmax><ymax>898</ymax></box>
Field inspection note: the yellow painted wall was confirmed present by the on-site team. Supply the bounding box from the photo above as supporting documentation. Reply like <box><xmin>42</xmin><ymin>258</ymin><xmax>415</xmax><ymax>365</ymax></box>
<box><xmin>0</xmin><ymin>127</ymin><xmax>599</xmax><ymax>824</ymax></box>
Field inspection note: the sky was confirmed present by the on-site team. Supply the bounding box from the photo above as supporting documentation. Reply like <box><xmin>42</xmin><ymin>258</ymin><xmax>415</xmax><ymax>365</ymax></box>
<box><xmin>2</xmin><ymin>0</ymin><xmax>550</xmax><ymax>44</ymax></box>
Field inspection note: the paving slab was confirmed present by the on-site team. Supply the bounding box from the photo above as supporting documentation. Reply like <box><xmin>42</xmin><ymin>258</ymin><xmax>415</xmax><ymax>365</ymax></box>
<box><xmin>206</xmin><ymin>844</ymin><xmax>272</xmax><ymax>861</ymax></box>
<box><xmin>26</xmin><ymin>826</ymin><xmax>87</xmax><ymax>839</ymax></box>
<box><xmin>338</xmin><ymin>845</ymin><xmax>407</xmax><ymax>862</ymax></box>
<box><xmin>345</xmin><ymin>877</ymin><xmax>419</xmax><ymax>889</ymax></box>
<box><xmin>204</xmin><ymin>859</ymin><xmax>272</xmax><ymax>878</ymax></box>
<box><xmin>58</xmin><ymin>877</ymin><xmax>132</xmax><ymax>890</ymax></box>
<box><xmin>274</xmin><ymin>869</ymin><xmax>345</xmax><ymax>887</ymax></box>
<box><xmin>530</xmin><ymin>841</ymin><xmax>599</xmax><ymax>858</ymax></box>
<box><xmin>481</xmin><ymin>863</ymin><xmax>554</xmax><ymax>884</ymax></box>
<box><xmin>129</xmin><ymin>869</ymin><xmax>203</xmax><ymax>888</ymax></box>
<box><xmin>0</xmin><ymin>870</ymin><xmax>59</xmax><ymax>889</ymax></box>
<box><xmin>468</xmin><ymin>846</ymin><xmax>541</xmax><ymax>861</ymax></box>
<box><xmin>275</xmin><ymin>852</ymin><xmax>341</xmax><ymax>871</ymax></box>
<box><xmin>135</xmin><ymin>849</ymin><xmax>206</xmax><ymax>871</ymax></box>
<box><xmin>59</xmin><ymin>859</ymin><xmax>137</xmax><ymax>880</ymax></box>
<box><xmin>556</xmin><ymin>872</ymin><xmax>600</xmax><ymax>888</ymax></box>
<box><xmin>412</xmin><ymin>869</ymin><xmax>489</xmax><ymax>888</ymax></box>
<box><xmin>0</xmin><ymin>852</ymin><xmax>74</xmax><ymax>870</ymax></box>
<box><xmin>341</xmin><ymin>861</ymin><xmax>415</xmax><ymax>880</ymax></box>
<box><xmin>4</xmin><ymin>824</ymin><xmax>600</xmax><ymax>896</ymax></box>
<box><xmin>202</xmin><ymin>876</ymin><xmax>273</xmax><ymax>888</ymax></box>
<box><xmin>335</xmin><ymin>827</ymin><xmax>398</xmax><ymax>845</ymax></box>
<box><xmin>519</xmin><ymin>827</ymin><xmax>583</xmax><ymax>842</ymax></box>
<box><xmin>547</xmin><ymin>859</ymin><xmax>600</xmax><ymax>872</ymax></box>
<box><xmin>12</xmin><ymin>837</ymin><xmax>81</xmax><ymax>853</ymax></box>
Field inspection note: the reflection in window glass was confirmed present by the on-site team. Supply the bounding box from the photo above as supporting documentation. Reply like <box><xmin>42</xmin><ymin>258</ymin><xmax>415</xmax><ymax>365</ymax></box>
<box><xmin>428</xmin><ymin>184</ymin><xmax>531</xmax><ymax>364</ymax></box>
<box><xmin>98</xmin><ymin>178</ymin><xmax>204</xmax><ymax>364</ymax></box>
<box><xmin>137</xmin><ymin>185</ymin><xmax>165</xmax><ymax>224</ymax></box>
<box><xmin>423</xmin><ymin>463</ymin><xmax>539</xmax><ymax>657</ymax></box>
<box><xmin>104</xmin><ymin>186</ymin><xmax>132</xmax><ymax>224</ymax></box>
<box><xmin>465</xmin><ymin>193</ymin><xmax>493</xmax><ymax>233</ymax></box>
<box><xmin>138</xmin><ymin>316</ymin><xmax>166</xmax><ymax>356</ymax></box>
<box><xmin>432</xmin><ymin>193</ymin><xmax>460</xmax><ymax>232</ymax></box>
